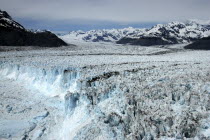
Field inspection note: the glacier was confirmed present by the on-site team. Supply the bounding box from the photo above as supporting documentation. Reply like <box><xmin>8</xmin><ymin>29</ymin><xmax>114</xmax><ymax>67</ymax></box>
<box><xmin>0</xmin><ymin>43</ymin><xmax>210</xmax><ymax>140</ymax></box>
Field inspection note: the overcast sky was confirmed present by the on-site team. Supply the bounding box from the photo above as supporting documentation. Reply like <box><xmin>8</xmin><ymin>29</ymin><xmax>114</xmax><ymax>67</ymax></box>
<box><xmin>1</xmin><ymin>0</ymin><xmax>210</xmax><ymax>32</ymax></box>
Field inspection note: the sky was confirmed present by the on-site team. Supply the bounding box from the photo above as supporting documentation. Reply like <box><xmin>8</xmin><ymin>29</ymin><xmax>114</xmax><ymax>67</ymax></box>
<box><xmin>1</xmin><ymin>0</ymin><xmax>210</xmax><ymax>33</ymax></box>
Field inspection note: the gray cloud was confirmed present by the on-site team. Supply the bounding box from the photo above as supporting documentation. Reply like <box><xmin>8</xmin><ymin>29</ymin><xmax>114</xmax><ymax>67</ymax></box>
<box><xmin>1</xmin><ymin>0</ymin><xmax>210</xmax><ymax>23</ymax></box>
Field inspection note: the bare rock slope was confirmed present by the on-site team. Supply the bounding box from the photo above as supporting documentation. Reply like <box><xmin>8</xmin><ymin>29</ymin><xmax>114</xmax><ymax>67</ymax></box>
<box><xmin>0</xmin><ymin>10</ymin><xmax>68</xmax><ymax>47</ymax></box>
<box><xmin>185</xmin><ymin>36</ymin><xmax>210</xmax><ymax>50</ymax></box>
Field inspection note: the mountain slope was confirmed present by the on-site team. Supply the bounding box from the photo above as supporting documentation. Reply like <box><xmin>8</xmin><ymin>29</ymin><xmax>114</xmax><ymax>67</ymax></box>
<box><xmin>61</xmin><ymin>21</ymin><xmax>210</xmax><ymax>46</ymax></box>
<box><xmin>60</xmin><ymin>27</ymin><xmax>146</xmax><ymax>44</ymax></box>
<box><xmin>118</xmin><ymin>21</ymin><xmax>210</xmax><ymax>46</ymax></box>
<box><xmin>184</xmin><ymin>36</ymin><xmax>210</xmax><ymax>50</ymax></box>
<box><xmin>0</xmin><ymin>10</ymin><xmax>68</xmax><ymax>47</ymax></box>
<box><xmin>116</xmin><ymin>37</ymin><xmax>175</xmax><ymax>46</ymax></box>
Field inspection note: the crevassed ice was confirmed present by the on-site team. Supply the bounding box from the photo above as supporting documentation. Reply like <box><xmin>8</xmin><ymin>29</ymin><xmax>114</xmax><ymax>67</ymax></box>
<box><xmin>0</xmin><ymin>64</ymin><xmax>80</xmax><ymax>99</ymax></box>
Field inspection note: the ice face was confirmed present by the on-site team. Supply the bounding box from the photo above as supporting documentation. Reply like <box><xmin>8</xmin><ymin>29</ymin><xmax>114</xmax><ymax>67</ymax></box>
<box><xmin>0</xmin><ymin>64</ymin><xmax>80</xmax><ymax>99</ymax></box>
<box><xmin>59</xmin><ymin>96</ymin><xmax>91</xmax><ymax>140</ymax></box>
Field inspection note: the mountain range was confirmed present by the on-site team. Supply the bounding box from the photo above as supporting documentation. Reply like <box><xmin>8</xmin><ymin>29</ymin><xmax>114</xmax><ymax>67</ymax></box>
<box><xmin>61</xmin><ymin>20</ymin><xmax>210</xmax><ymax>47</ymax></box>
<box><xmin>1</xmin><ymin>9</ymin><xmax>210</xmax><ymax>49</ymax></box>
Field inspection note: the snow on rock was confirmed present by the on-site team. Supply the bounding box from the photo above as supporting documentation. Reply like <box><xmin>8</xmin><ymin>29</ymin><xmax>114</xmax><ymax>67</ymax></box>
<box><xmin>188</xmin><ymin>19</ymin><xmax>210</xmax><ymax>26</ymax></box>
<box><xmin>0</xmin><ymin>10</ymin><xmax>25</xmax><ymax>30</ymax></box>
<box><xmin>60</xmin><ymin>27</ymin><xmax>146</xmax><ymax>44</ymax></box>
<box><xmin>60</xmin><ymin>20</ymin><xmax>210</xmax><ymax>45</ymax></box>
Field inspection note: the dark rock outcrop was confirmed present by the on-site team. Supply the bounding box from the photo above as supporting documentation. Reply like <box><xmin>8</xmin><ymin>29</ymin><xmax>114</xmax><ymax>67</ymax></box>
<box><xmin>0</xmin><ymin>10</ymin><xmax>67</xmax><ymax>47</ymax></box>
<box><xmin>117</xmin><ymin>37</ymin><xmax>173</xmax><ymax>46</ymax></box>
<box><xmin>184</xmin><ymin>36</ymin><xmax>210</xmax><ymax>50</ymax></box>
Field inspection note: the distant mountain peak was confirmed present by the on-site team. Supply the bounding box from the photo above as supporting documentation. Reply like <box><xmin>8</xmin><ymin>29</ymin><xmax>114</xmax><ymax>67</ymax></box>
<box><xmin>60</xmin><ymin>20</ymin><xmax>210</xmax><ymax>46</ymax></box>
<box><xmin>187</xmin><ymin>19</ymin><xmax>210</xmax><ymax>25</ymax></box>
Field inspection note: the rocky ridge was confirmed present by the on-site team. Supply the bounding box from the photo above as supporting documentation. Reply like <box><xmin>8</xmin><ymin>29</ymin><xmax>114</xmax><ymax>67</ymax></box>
<box><xmin>0</xmin><ymin>10</ymin><xmax>68</xmax><ymax>47</ymax></box>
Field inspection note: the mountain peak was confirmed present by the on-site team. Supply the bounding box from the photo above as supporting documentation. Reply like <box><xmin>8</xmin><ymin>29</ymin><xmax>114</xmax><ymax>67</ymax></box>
<box><xmin>0</xmin><ymin>10</ymin><xmax>12</xmax><ymax>19</ymax></box>
<box><xmin>60</xmin><ymin>20</ymin><xmax>210</xmax><ymax>45</ymax></box>
<box><xmin>187</xmin><ymin>19</ymin><xmax>210</xmax><ymax>26</ymax></box>
<box><xmin>0</xmin><ymin>10</ymin><xmax>68</xmax><ymax>47</ymax></box>
<box><xmin>0</xmin><ymin>10</ymin><xmax>25</xmax><ymax>30</ymax></box>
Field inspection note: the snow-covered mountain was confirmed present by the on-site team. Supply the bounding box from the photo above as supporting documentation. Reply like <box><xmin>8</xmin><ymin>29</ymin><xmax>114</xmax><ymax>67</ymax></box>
<box><xmin>60</xmin><ymin>27</ymin><xmax>146</xmax><ymax>43</ymax></box>
<box><xmin>61</xmin><ymin>20</ymin><xmax>210</xmax><ymax>45</ymax></box>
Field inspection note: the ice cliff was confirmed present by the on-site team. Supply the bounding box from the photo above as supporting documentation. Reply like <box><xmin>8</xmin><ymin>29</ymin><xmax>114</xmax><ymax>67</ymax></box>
<box><xmin>1</xmin><ymin>60</ymin><xmax>209</xmax><ymax>140</ymax></box>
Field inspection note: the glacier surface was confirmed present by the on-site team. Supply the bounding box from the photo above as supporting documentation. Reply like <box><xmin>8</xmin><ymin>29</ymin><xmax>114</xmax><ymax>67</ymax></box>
<box><xmin>0</xmin><ymin>43</ymin><xmax>210</xmax><ymax>140</ymax></box>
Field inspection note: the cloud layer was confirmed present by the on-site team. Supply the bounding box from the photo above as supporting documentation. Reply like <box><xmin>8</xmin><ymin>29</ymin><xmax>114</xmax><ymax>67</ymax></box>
<box><xmin>1</xmin><ymin>0</ymin><xmax>210</xmax><ymax>23</ymax></box>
